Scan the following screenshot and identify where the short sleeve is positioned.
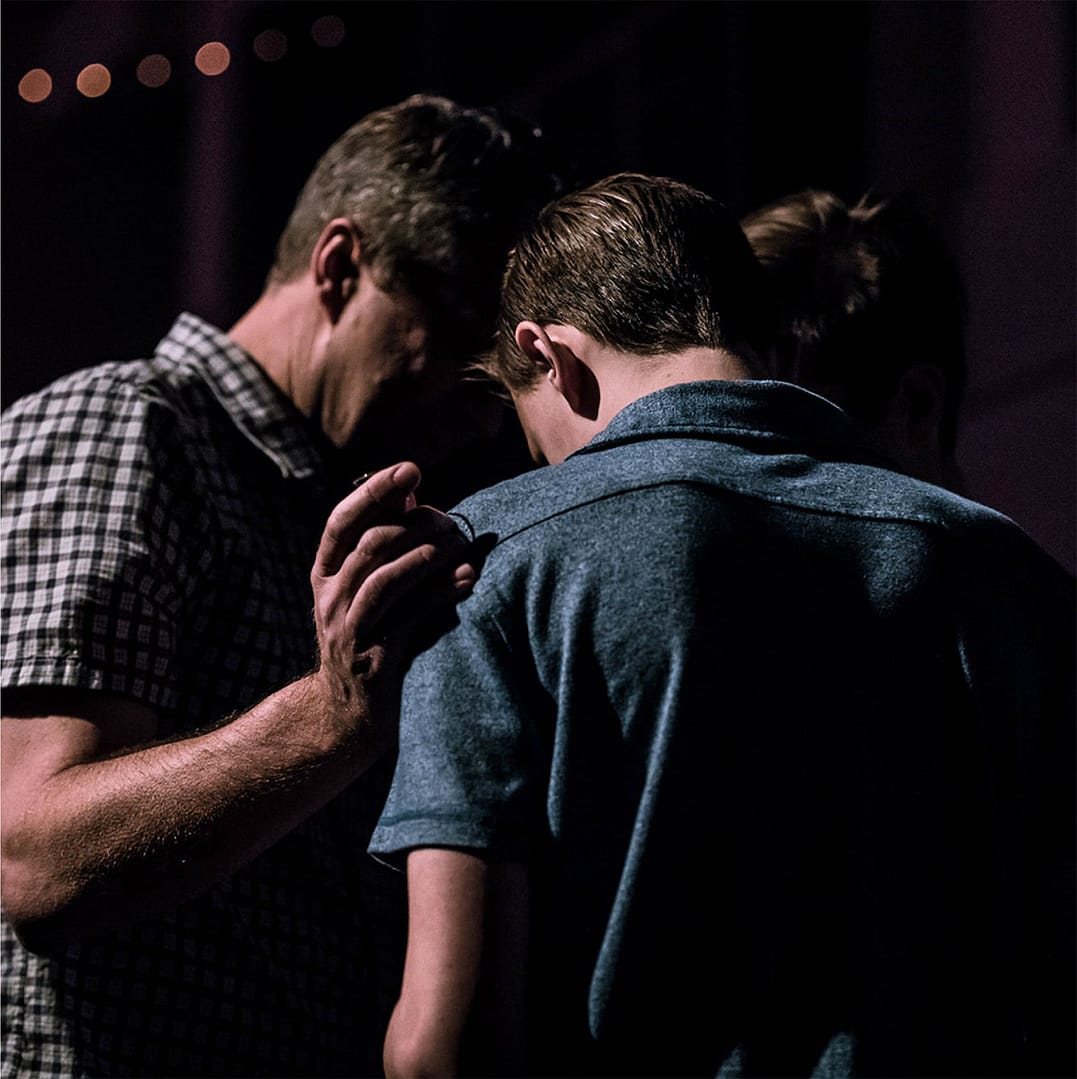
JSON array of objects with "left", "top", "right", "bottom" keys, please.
[
  {"left": 1, "top": 369, "right": 214, "bottom": 710},
  {"left": 369, "top": 587, "right": 547, "bottom": 865}
]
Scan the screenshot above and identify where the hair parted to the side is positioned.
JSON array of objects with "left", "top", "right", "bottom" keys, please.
[
  {"left": 741, "top": 189, "right": 968, "bottom": 453},
  {"left": 484, "top": 173, "right": 765, "bottom": 391},
  {"left": 269, "top": 93, "right": 569, "bottom": 356}
]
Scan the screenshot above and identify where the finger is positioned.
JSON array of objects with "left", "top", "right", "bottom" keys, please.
[
  {"left": 367, "top": 562, "right": 478, "bottom": 663},
  {"left": 346, "top": 537, "right": 474, "bottom": 642},
  {"left": 450, "top": 561, "right": 477, "bottom": 594},
  {"left": 332, "top": 508, "right": 463, "bottom": 602},
  {"left": 314, "top": 462, "right": 422, "bottom": 577},
  {"left": 356, "top": 472, "right": 419, "bottom": 512}
]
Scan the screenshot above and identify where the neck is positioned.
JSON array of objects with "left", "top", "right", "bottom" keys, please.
[
  {"left": 228, "top": 281, "right": 323, "bottom": 417},
  {"left": 596, "top": 345, "right": 756, "bottom": 427}
]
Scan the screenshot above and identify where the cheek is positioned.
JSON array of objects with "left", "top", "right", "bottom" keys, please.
[{"left": 382, "top": 312, "right": 431, "bottom": 378}]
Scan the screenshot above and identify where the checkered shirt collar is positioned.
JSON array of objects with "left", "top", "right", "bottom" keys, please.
[{"left": 157, "top": 312, "right": 327, "bottom": 481}]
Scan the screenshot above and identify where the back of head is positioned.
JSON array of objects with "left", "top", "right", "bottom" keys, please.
[
  {"left": 490, "top": 173, "right": 766, "bottom": 390},
  {"left": 742, "top": 189, "right": 968, "bottom": 456},
  {"left": 269, "top": 93, "right": 569, "bottom": 357}
]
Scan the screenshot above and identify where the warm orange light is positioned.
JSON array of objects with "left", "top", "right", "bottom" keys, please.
[
  {"left": 310, "top": 15, "right": 346, "bottom": 48},
  {"left": 195, "top": 41, "right": 231, "bottom": 76},
  {"left": 18, "top": 68, "right": 53, "bottom": 103},
  {"left": 76, "top": 63, "right": 111, "bottom": 98},
  {"left": 136, "top": 54, "right": 172, "bottom": 88},
  {"left": 253, "top": 29, "right": 288, "bottom": 62}
]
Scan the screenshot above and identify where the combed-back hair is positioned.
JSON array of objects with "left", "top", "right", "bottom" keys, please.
[
  {"left": 268, "top": 93, "right": 569, "bottom": 358},
  {"left": 742, "top": 189, "right": 968, "bottom": 453},
  {"left": 486, "top": 173, "right": 765, "bottom": 391}
]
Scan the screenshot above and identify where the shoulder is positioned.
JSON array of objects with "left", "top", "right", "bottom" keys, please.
[
  {"left": 3, "top": 352, "right": 213, "bottom": 436},
  {"left": 1, "top": 335, "right": 244, "bottom": 474},
  {"left": 447, "top": 427, "right": 708, "bottom": 543},
  {"left": 1, "top": 356, "right": 225, "bottom": 533},
  {"left": 891, "top": 477, "right": 1071, "bottom": 580}
]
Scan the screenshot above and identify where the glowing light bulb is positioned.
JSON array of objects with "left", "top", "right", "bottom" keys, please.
[
  {"left": 195, "top": 42, "right": 231, "bottom": 76},
  {"left": 76, "top": 63, "right": 111, "bottom": 98},
  {"left": 136, "top": 54, "right": 172, "bottom": 88},
  {"left": 311, "top": 15, "right": 346, "bottom": 48},
  {"left": 253, "top": 29, "right": 288, "bottom": 62},
  {"left": 18, "top": 68, "right": 53, "bottom": 103}
]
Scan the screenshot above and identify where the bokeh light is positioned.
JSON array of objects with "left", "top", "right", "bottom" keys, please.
[
  {"left": 194, "top": 41, "right": 231, "bottom": 76},
  {"left": 310, "top": 15, "right": 346, "bottom": 48},
  {"left": 253, "top": 29, "right": 288, "bottom": 62},
  {"left": 76, "top": 63, "right": 111, "bottom": 98},
  {"left": 18, "top": 68, "right": 53, "bottom": 103},
  {"left": 136, "top": 54, "right": 172, "bottom": 88}
]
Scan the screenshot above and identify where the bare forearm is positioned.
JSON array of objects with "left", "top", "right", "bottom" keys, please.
[
  {"left": 1, "top": 671, "right": 381, "bottom": 951},
  {"left": 2, "top": 463, "right": 474, "bottom": 953},
  {"left": 384, "top": 850, "right": 488, "bottom": 1078}
]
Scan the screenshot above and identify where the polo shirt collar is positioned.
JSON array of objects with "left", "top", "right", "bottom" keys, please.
[
  {"left": 576, "top": 379, "right": 881, "bottom": 464},
  {"left": 159, "top": 312, "right": 330, "bottom": 481}
]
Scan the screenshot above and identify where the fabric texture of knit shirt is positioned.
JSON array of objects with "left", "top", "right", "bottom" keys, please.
[{"left": 371, "top": 378, "right": 1075, "bottom": 1078}]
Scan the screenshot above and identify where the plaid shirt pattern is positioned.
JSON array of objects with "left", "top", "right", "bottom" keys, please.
[{"left": 1, "top": 314, "right": 405, "bottom": 1077}]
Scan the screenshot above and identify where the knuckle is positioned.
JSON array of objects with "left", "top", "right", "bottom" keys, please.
[
  {"left": 325, "top": 503, "right": 351, "bottom": 538},
  {"left": 414, "top": 541, "right": 440, "bottom": 566},
  {"left": 354, "top": 523, "right": 398, "bottom": 560}
]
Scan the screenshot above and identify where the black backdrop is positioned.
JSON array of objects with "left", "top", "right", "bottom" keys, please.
[{"left": 4, "top": 0, "right": 1074, "bottom": 571}]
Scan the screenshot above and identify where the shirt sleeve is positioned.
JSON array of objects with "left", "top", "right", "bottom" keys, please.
[
  {"left": 1, "top": 369, "right": 214, "bottom": 710},
  {"left": 369, "top": 584, "right": 547, "bottom": 866}
]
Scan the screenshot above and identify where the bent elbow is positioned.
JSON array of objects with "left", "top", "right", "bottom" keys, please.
[
  {"left": 3, "top": 909, "right": 73, "bottom": 959},
  {"left": 384, "top": 1016, "right": 460, "bottom": 1079},
  {"left": 0, "top": 854, "right": 81, "bottom": 958},
  {"left": 384, "top": 1043, "right": 455, "bottom": 1079}
]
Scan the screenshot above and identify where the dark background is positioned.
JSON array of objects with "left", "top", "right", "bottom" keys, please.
[{"left": 3, "top": 0, "right": 1074, "bottom": 572}]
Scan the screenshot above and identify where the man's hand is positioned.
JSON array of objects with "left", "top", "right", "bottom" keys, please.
[
  {"left": 0, "top": 462, "right": 477, "bottom": 952},
  {"left": 309, "top": 461, "right": 476, "bottom": 736}
]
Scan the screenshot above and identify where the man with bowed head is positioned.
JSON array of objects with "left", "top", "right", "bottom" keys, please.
[
  {"left": 371, "top": 173, "right": 1075, "bottom": 1077},
  {"left": 1, "top": 94, "right": 566, "bottom": 1077}
]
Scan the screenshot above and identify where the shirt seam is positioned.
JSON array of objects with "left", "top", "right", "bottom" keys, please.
[{"left": 468, "top": 476, "right": 964, "bottom": 552}]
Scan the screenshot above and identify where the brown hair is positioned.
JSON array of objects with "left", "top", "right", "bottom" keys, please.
[
  {"left": 742, "top": 189, "right": 967, "bottom": 453},
  {"left": 485, "top": 173, "right": 765, "bottom": 391},
  {"left": 269, "top": 94, "right": 568, "bottom": 357}
]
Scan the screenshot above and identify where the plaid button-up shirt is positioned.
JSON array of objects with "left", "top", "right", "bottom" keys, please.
[{"left": 2, "top": 314, "right": 405, "bottom": 1077}]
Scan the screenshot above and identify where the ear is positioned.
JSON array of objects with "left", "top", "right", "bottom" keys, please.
[
  {"left": 514, "top": 322, "right": 600, "bottom": 420},
  {"left": 895, "top": 363, "right": 946, "bottom": 452},
  {"left": 311, "top": 217, "right": 361, "bottom": 324},
  {"left": 884, "top": 362, "right": 952, "bottom": 483}
]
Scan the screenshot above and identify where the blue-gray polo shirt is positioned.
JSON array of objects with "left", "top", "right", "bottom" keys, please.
[{"left": 370, "top": 379, "right": 1075, "bottom": 1077}]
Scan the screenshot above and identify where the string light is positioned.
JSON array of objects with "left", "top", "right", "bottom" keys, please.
[
  {"left": 18, "top": 68, "right": 52, "bottom": 103},
  {"left": 194, "top": 42, "right": 230, "bottom": 76},
  {"left": 18, "top": 15, "right": 349, "bottom": 103},
  {"left": 76, "top": 63, "right": 111, "bottom": 98},
  {"left": 136, "top": 54, "right": 172, "bottom": 88},
  {"left": 310, "top": 15, "right": 346, "bottom": 48},
  {"left": 253, "top": 29, "right": 288, "bottom": 62}
]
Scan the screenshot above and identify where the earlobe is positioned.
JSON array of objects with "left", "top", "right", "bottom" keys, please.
[
  {"left": 547, "top": 340, "right": 599, "bottom": 420},
  {"left": 312, "top": 218, "right": 361, "bottom": 323}
]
